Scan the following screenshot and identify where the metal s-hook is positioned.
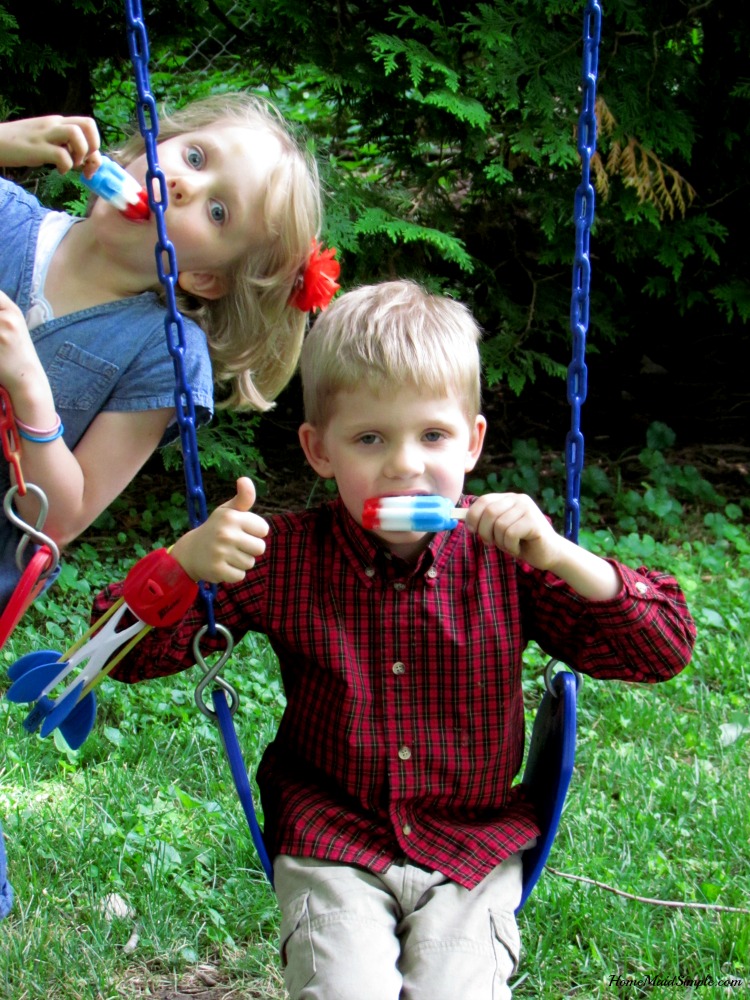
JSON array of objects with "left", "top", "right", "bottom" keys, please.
[
  {"left": 192, "top": 623, "right": 239, "bottom": 719},
  {"left": 3, "top": 483, "right": 60, "bottom": 578}
]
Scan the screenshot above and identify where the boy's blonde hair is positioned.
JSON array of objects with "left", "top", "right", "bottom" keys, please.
[
  {"left": 300, "top": 280, "right": 482, "bottom": 428},
  {"left": 116, "top": 92, "right": 321, "bottom": 411}
]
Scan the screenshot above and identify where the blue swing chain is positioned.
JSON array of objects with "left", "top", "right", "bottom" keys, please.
[
  {"left": 124, "top": 1, "right": 217, "bottom": 630},
  {"left": 542, "top": 0, "right": 600, "bottom": 700},
  {"left": 519, "top": 5, "right": 602, "bottom": 910},
  {"left": 565, "top": 0, "right": 601, "bottom": 547},
  {"left": 123, "top": 0, "right": 273, "bottom": 882},
  {"left": 124, "top": 3, "right": 243, "bottom": 717}
]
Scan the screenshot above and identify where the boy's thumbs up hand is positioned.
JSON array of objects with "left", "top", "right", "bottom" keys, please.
[{"left": 172, "top": 477, "right": 269, "bottom": 584}]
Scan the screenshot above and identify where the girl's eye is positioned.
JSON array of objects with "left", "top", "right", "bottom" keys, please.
[
  {"left": 209, "top": 201, "right": 226, "bottom": 224},
  {"left": 358, "top": 433, "right": 381, "bottom": 446},
  {"left": 186, "top": 146, "right": 204, "bottom": 168}
]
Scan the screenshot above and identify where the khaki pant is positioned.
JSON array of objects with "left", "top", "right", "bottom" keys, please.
[{"left": 274, "top": 851, "right": 525, "bottom": 1000}]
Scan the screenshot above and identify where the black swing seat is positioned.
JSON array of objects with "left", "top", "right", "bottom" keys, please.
[
  {"left": 210, "top": 664, "right": 580, "bottom": 902},
  {"left": 210, "top": 665, "right": 579, "bottom": 904},
  {"left": 516, "top": 665, "right": 579, "bottom": 911}
]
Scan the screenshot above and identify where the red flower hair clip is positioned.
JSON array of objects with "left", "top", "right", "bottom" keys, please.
[{"left": 289, "top": 240, "right": 341, "bottom": 313}]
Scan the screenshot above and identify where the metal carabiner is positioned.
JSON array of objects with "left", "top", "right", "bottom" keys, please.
[
  {"left": 3, "top": 483, "right": 60, "bottom": 578},
  {"left": 192, "top": 623, "right": 239, "bottom": 720}
]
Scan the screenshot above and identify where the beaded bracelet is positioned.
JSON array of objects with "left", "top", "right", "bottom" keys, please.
[{"left": 17, "top": 423, "right": 65, "bottom": 444}]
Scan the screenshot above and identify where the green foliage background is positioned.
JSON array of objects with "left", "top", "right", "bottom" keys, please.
[{"left": 1, "top": 0, "right": 748, "bottom": 457}]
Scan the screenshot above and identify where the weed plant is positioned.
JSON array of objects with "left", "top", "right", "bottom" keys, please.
[{"left": 1, "top": 430, "right": 749, "bottom": 998}]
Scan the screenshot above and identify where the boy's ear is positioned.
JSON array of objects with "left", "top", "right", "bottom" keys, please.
[
  {"left": 178, "top": 270, "right": 228, "bottom": 300},
  {"left": 464, "top": 414, "right": 487, "bottom": 473},
  {"left": 298, "top": 422, "right": 335, "bottom": 478}
]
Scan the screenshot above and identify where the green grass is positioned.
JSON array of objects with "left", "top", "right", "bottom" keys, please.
[
  {"left": 1, "top": 626, "right": 285, "bottom": 999},
  {"left": 2, "top": 519, "right": 749, "bottom": 999}
]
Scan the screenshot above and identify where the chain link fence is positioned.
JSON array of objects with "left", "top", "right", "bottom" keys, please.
[{"left": 148, "top": 2, "right": 254, "bottom": 83}]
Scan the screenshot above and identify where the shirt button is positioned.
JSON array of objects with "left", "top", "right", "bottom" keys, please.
[
  {"left": 635, "top": 582, "right": 649, "bottom": 595},
  {"left": 392, "top": 661, "right": 406, "bottom": 675},
  {"left": 426, "top": 567, "right": 438, "bottom": 579},
  {"left": 402, "top": 824, "right": 412, "bottom": 837},
  {"left": 398, "top": 745, "right": 412, "bottom": 760},
  {"left": 364, "top": 567, "right": 375, "bottom": 577},
  {"left": 393, "top": 582, "right": 406, "bottom": 591}
]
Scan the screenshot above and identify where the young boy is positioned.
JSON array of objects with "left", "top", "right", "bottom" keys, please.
[{"left": 99, "top": 280, "right": 695, "bottom": 999}]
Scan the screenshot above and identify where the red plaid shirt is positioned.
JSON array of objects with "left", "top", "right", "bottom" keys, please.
[{"left": 101, "top": 497, "right": 695, "bottom": 889}]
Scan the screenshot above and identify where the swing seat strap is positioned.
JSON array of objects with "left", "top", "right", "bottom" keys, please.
[{"left": 213, "top": 688, "right": 275, "bottom": 884}]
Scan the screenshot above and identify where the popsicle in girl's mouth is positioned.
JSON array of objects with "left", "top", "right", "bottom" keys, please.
[{"left": 81, "top": 155, "right": 150, "bottom": 220}]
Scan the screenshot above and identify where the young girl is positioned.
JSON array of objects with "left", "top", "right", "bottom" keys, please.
[{"left": 0, "top": 93, "right": 329, "bottom": 611}]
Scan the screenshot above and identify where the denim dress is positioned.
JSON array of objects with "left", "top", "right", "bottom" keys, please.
[{"left": 0, "top": 177, "right": 214, "bottom": 609}]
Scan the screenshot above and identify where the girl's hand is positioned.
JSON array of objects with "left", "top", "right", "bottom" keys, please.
[
  {"left": 171, "top": 477, "right": 269, "bottom": 584},
  {"left": 464, "top": 492, "right": 564, "bottom": 571},
  {"left": 0, "top": 115, "right": 102, "bottom": 177}
]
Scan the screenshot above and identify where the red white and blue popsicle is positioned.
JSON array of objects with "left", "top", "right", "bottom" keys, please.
[
  {"left": 81, "top": 155, "right": 150, "bottom": 220},
  {"left": 363, "top": 495, "right": 467, "bottom": 532}
]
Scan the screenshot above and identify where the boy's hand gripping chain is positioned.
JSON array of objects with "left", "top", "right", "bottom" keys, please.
[{"left": 6, "top": 550, "right": 197, "bottom": 749}]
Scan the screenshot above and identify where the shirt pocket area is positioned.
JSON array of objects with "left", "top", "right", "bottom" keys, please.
[{"left": 46, "top": 342, "right": 120, "bottom": 411}]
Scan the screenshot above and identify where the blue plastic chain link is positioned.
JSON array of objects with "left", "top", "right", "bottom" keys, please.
[
  {"left": 565, "top": 0, "right": 601, "bottom": 546},
  {"left": 124, "top": 0, "right": 216, "bottom": 632}
]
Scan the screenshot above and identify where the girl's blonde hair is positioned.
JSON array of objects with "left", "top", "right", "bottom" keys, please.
[
  {"left": 115, "top": 92, "right": 322, "bottom": 411},
  {"left": 300, "top": 280, "right": 482, "bottom": 428}
]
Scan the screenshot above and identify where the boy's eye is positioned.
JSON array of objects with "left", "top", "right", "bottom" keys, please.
[
  {"left": 423, "top": 430, "right": 445, "bottom": 442},
  {"left": 186, "top": 146, "right": 204, "bottom": 168},
  {"left": 209, "top": 201, "right": 226, "bottom": 224},
  {"left": 358, "top": 433, "right": 381, "bottom": 445}
]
